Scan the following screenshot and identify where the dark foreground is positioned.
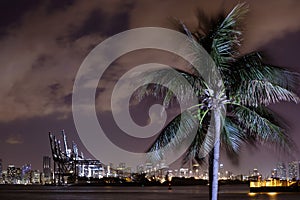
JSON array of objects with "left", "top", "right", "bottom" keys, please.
[{"left": 0, "top": 184, "right": 299, "bottom": 200}]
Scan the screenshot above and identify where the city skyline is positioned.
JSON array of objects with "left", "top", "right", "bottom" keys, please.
[
  {"left": 1, "top": 155, "right": 300, "bottom": 180},
  {"left": 1, "top": 156, "right": 300, "bottom": 185},
  {"left": 0, "top": 0, "right": 300, "bottom": 177}
]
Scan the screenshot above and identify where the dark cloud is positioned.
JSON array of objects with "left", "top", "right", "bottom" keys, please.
[
  {"left": 70, "top": 8, "right": 132, "bottom": 40},
  {"left": 63, "top": 93, "right": 73, "bottom": 105},
  {"left": 32, "top": 54, "right": 52, "bottom": 70},
  {"left": 0, "top": 0, "right": 41, "bottom": 38},
  {"left": 5, "top": 134, "right": 24, "bottom": 145},
  {"left": 49, "top": 83, "right": 62, "bottom": 95},
  {"left": 70, "top": 9, "right": 106, "bottom": 40},
  {"left": 106, "top": 6, "right": 133, "bottom": 36},
  {"left": 46, "top": 0, "right": 76, "bottom": 14}
]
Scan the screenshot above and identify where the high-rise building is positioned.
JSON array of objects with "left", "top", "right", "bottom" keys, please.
[
  {"left": 22, "top": 164, "right": 31, "bottom": 184},
  {"left": 277, "top": 162, "right": 287, "bottom": 180},
  {"left": 271, "top": 168, "right": 278, "bottom": 178},
  {"left": 30, "top": 170, "right": 41, "bottom": 184},
  {"left": 0, "top": 159, "right": 2, "bottom": 176},
  {"left": 118, "top": 163, "right": 126, "bottom": 170},
  {"left": 43, "top": 156, "right": 52, "bottom": 184},
  {"left": 0, "top": 159, "right": 2, "bottom": 184},
  {"left": 288, "top": 161, "right": 300, "bottom": 180},
  {"left": 43, "top": 156, "right": 51, "bottom": 177},
  {"left": 219, "top": 163, "right": 224, "bottom": 179},
  {"left": 15, "top": 167, "right": 22, "bottom": 184},
  {"left": 7, "top": 165, "right": 16, "bottom": 184},
  {"left": 252, "top": 168, "right": 259, "bottom": 176},
  {"left": 22, "top": 164, "right": 31, "bottom": 176}
]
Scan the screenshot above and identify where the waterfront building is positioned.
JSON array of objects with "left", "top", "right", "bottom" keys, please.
[
  {"left": 2, "top": 170, "right": 7, "bottom": 183},
  {"left": 252, "top": 168, "right": 259, "bottom": 176},
  {"left": 179, "top": 168, "right": 189, "bottom": 178},
  {"left": 77, "top": 161, "right": 104, "bottom": 179},
  {"left": 116, "top": 162, "right": 132, "bottom": 178},
  {"left": 277, "top": 162, "right": 287, "bottom": 180},
  {"left": 43, "top": 156, "right": 52, "bottom": 184},
  {"left": 30, "top": 170, "right": 41, "bottom": 184},
  {"left": 288, "top": 161, "right": 300, "bottom": 180},
  {"left": 15, "top": 167, "right": 22, "bottom": 184},
  {"left": 0, "top": 159, "right": 2, "bottom": 177},
  {"left": 271, "top": 168, "right": 278, "bottom": 178},
  {"left": 136, "top": 164, "right": 144, "bottom": 174},
  {"left": 21, "top": 164, "right": 31, "bottom": 184},
  {"left": 0, "top": 159, "right": 2, "bottom": 184},
  {"left": 7, "top": 165, "right": 16, "bottom": 184},
  {"left": 219, "top": 163, "right": 224, "bottom": 178},
  {"left": 6, "top": 165, "right": 21, "bottom": 184}
]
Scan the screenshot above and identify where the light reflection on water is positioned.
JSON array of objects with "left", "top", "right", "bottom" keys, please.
[{"left": 0, "top": 185, "right": 299, "bottom": 200}]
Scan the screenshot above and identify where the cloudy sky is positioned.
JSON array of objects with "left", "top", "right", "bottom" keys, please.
[{"left": 0, "top": 0, "right": 299, "bottom": 176}]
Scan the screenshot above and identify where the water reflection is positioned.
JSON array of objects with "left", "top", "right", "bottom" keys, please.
[
  {"left": 267, "top": 192, "right": 278, "bottom": 200},
  {"left": 0, "top": 185, "right": 298, "bottom": 200}
]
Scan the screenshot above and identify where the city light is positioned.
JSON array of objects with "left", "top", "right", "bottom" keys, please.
[
  {"left": 267, "top": 192, "right": 278, "bottom": 196},
  {"left": 248, "top": 192, "right": 256, "bottom": 197}
]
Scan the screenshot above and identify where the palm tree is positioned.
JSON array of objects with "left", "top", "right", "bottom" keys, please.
[{"left": 135, "top": 3, "right": 299, "bottom": 200}]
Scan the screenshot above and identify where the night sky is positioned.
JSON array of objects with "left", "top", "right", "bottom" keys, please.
[{"left": 0, "top": 0, "right": 299, "bottom": 177}]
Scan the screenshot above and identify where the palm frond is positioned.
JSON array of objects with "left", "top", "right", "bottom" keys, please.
[
  {"left": 221, "top": 117, "right": 245, "bottom": 153},
  {"left": 228, "top": 52, "right": 300, "bottom": 91},
  {"left": 147, "top": 110, "right": 199, "bottom": 161},
  {"left": 232, "top": 105, "right": 294, "bottom": 151},
  {"left": 210, "top": 3, "right": 249, "bottom": 69},
  {"left": 238, "top": 79, "right": 299, "bottom": 107},
  {"left": 250, "top": 106, "right": 288, "bottom": 129},
  {"left": 264, "top": 65, "right": 300, "bottom": 91},
  {"left": 174, "top": 9, "right": 223, "bottom": 52},
  {"left": 183, "top": 127, "right": 208, "bottom": 164},
  {"left": 177, "top": 3, "right": 248, "bottom": 72},
  {"left": 134, "top": 68, "right": 205, "bottom": 107}
]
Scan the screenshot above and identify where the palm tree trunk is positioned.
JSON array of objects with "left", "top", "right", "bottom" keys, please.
[
  {"left": 211, "top": 139, "right": 220, "bottom": 200},
  {"left": 208, "top": 148, "right": 214, "bottom": 200},
  {"left": 211, "top": 108, "right": 221, "bottom": 200}
]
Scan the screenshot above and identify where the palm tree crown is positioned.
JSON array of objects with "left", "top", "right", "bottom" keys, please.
[{"left": 135, "top": 3, "right": 299, "bottom": 200}]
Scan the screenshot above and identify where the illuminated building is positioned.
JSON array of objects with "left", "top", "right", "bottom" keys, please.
[
  {"left": 0, "top": 159, "right": 2, "bottom": 175},
  {"left": 0, "top": 159, "right": 2, "bottom": 181},
  {"left": 43, "top": 156, "right": 52, "bottom": 184},
  {"left": 276, "top": 162, "right": 287, "bottom": 180},
  {"left": 0, "top": 159, "right": 2, "bottom": 184},
  {"left": 22, "top": 164, "right": 31, "bottom": 184},
  {"left": 30, "top": 170, "right": 41, "bottom": 184},
  {"left": 179, "top": 168, "right": 189, "bottom": 178},
  {"left": 271, "top": 168, "right": 278, "bottom": 178},
  {"left": 118, "top": 162, "right": 126, "bottom": 170},
  {"left": 288, "top": 161, "right": 300, "bottom": 180},
  {"left": 116, "top": 163, "right": 132, "bottom": 178},
  {"left": 252, "top": 168, "right": 259, "bottom": 176},
  {"left": 7, "top": 165, "right": 16, "bottom": 184},
  {"left": 15, "top": 167, "right": 22, "bottom": 184},
  {"left": 136, "top": 164, "right": 144, "bottom": 174},
  {"left": 77, "top": 161, "right": 104, "bottom": 179},
  {"left": 219, "top": 163, "right": 224, "bottom": 178},
  {"left": 6, "top": 165, "right": 21, "bottom": 184},
  {"left": 250, "top": 178, "right": 296, "bottom": 191}
]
